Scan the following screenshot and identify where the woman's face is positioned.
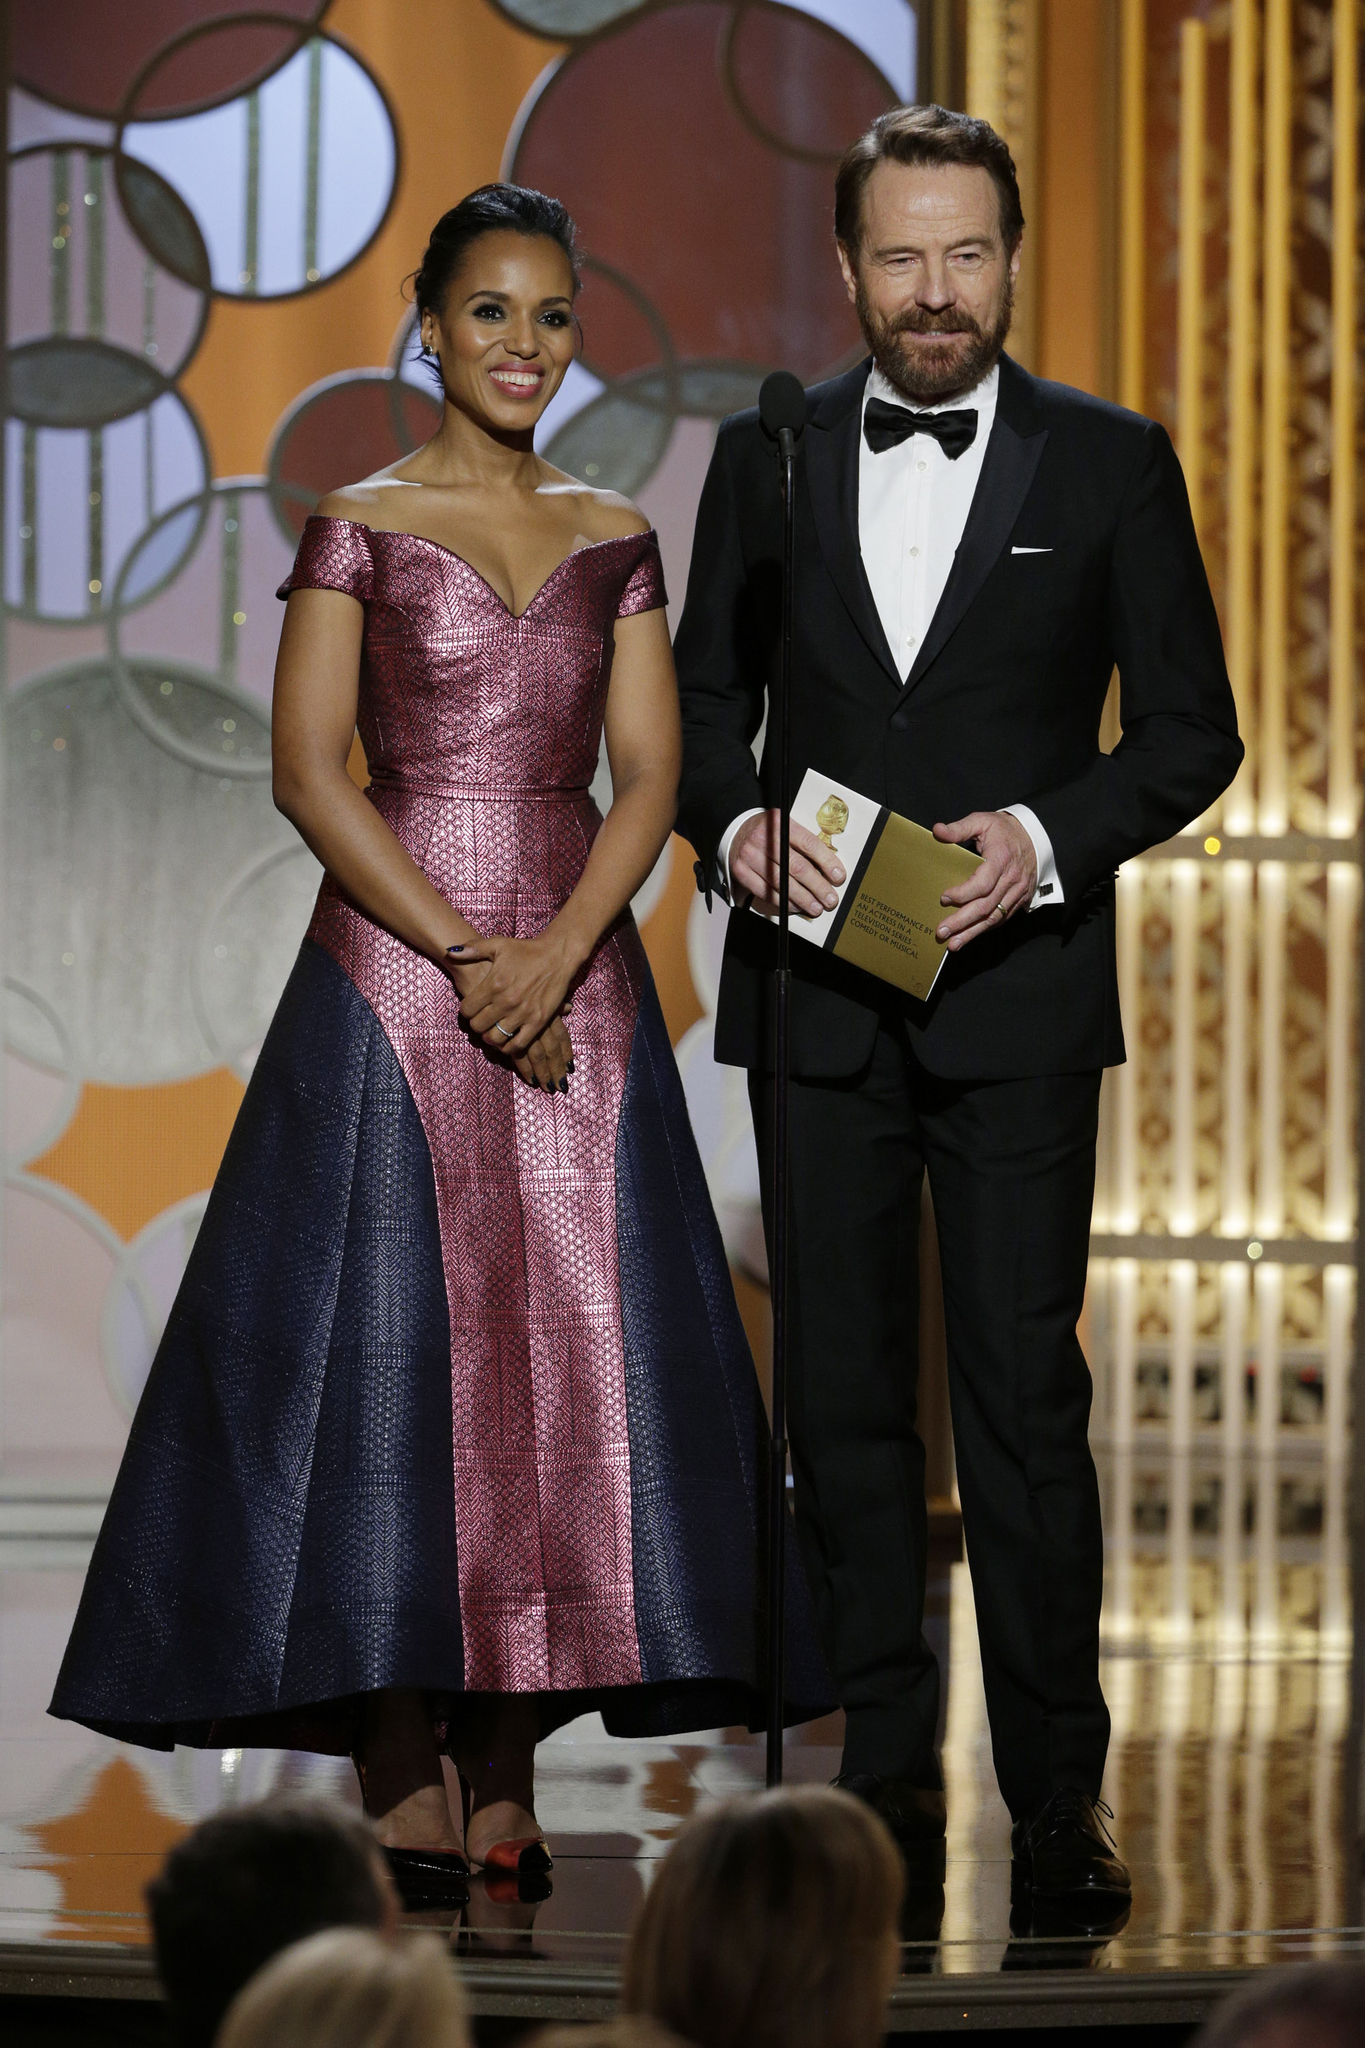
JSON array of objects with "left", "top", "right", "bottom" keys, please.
[{"left": 420, "top": 229, "right": 577, "bottom": 433}]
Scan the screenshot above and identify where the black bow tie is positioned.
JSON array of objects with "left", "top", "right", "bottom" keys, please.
[{"left": 863, "top": 397, "right": 978, "bottom": 460}]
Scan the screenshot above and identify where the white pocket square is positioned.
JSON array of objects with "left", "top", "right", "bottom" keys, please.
[{"left": 1011, "top": 545, "right": 1052, "bottom": 554}]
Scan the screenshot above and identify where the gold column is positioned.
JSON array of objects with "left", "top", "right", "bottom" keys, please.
[
  {"left": 1324, "top": 1265, "right": 1353, "bottom": 1476},
  {"left": 1171, "top": 862, "right": 1200, "bottom": 1234},
  {"left": 940, "top": 1563, "right": 990, "bottom": 1945},
  {"left": 1258, "top": 0, "right": 1292, "bottom": 834},
  {"left": 1256, "top": 862, "right": 1287, "bottom": 1238},
  {"left": 1169, "top": 1259, "right": 1198, "bottom": 1461},
  {"left": 1222, "top": 860, "right": 1253, "bottom": 1234},
  {"left": 1255, "top": 857, "right": 1286, "bottom": 1458},
  {"left": 1114, "top": 863, "right": 1143, "bottom": 1235},
  {"left": 1225, "top": 0, "right": 1260, "bottom": 833},
  {"left": 1328, "top": 0, "right": 1359, "bottom": 834},
  {"left": 1112, "top": 1257, "right": 1140, "bottom": 1454},
  {"left": 1221, "top": 1261, "right": 1249, "bottom": 1457},
  {"left": 966, "top": 0, "right": 1041, "bottom": 368},
  {"left": 1254, "top": 1260, "right": 1283, "bottom": 1455},
  {"left": 1176, "top": 17, "right": 1207, "bottom": 534},
  {"left": 1325, "top": 863, "right": 1358, "bottom": 1237},
  {"left": 1118, "top": 0, "right": 1146, "bottom": 413}
]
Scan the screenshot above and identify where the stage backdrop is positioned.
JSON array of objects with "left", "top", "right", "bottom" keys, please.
[{"left": 0, "top": 0, "right": 926, "bottom": 1526}]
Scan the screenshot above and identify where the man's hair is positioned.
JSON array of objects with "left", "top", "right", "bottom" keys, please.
[
  {"left": 217, "top": 1929, "right": 469, "bottom": 2048},
  {"left": 622, "top": 1788, "right": 904, "bottom": 2048},
  {"left": 1193, "top": 1961, "right": 1365, "bottom": 2048},
  {"left": 147, "top": 1799, "right": 388, "bottom": 2048},
  {"left": 835, "top": 104, "right": 1025, "bottom": 255}
]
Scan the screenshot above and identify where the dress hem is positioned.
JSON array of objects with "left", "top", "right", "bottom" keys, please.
[{"left": 52, "top": 1674, "right": 838, "bottom": 1755}]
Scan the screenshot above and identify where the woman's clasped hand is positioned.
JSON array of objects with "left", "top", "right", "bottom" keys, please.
[{"left": 447, "top": 928, "right": 578, "bottom": 1091}]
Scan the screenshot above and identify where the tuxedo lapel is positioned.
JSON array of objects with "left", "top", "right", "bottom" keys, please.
[
  {"left": 900, "top": 355, "right": 1049, "bottom": 696},
  {"left": 804, "top": 363, "right": 900, "bottom": 688}
]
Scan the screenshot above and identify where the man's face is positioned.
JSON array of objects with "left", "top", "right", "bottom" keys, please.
[{"left": 838, "top": 160, "right": 1020, "bottom": 404}]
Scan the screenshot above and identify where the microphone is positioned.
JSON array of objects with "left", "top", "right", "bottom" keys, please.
[
  {"left": 756, "top": 368, "right": 804, "bottom": 1794},
  {"left": 759, "top": 370, "right": 807, "bottom": 451}
]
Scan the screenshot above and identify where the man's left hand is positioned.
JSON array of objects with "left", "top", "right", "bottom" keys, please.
[{"left": 933, "top": 811, "right": 1037, "bottom": 950}]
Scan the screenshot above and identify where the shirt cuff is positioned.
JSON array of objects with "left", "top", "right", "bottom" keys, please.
[
  {"left": 716, "top": 807, "right": 764, "bottom": 905},
  {"left": 1002, "top": 803, "right": 1064, "bottom": 908}
]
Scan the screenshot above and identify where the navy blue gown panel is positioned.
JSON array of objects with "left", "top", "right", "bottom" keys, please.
[{"left": 51, "top": 943, "right": 461, "bottom": 1749}]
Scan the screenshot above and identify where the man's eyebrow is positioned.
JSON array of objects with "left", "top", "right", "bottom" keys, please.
[{"left": 871, "top": 232, "right": 996, "bottom": 257}]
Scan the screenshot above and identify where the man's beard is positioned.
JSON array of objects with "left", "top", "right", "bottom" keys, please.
[{"left": 855, "top": 271, "right": 1014, "bottom": 404}]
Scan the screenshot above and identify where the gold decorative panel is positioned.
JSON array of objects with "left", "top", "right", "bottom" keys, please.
[{"left": 1088, "top": 0, "right": 1361, "bottom": 1460}]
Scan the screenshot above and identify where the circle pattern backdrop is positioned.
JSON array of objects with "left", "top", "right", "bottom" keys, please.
[
  {"left": 6, "top": 0, "right": 911, "bottom": 1443},
  {"left": 515, "top": 0, "right": 895, "bottom": 492}
]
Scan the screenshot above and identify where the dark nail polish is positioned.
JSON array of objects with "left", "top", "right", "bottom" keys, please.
[
  {"left": 447, "top": 944, "right": 464, "bottom": 954},
  {"left": 560, "top": 1077, "right": 569, "bottom": 1093},
  {"left": 566, "top": 1060, "right": 575, "bottom": 1074}
]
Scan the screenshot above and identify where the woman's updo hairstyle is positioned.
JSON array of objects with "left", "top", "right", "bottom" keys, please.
[{"left": 411, "top": 183, "right": 580, "bottom": 367}]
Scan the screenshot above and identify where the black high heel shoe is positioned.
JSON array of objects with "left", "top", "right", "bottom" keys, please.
[
  {"left": 352, "top": 1749, "right": 471, "bottom": 1911},
  {"left": 380, "top": 1843, "right": 471, "bottom": 1912}
]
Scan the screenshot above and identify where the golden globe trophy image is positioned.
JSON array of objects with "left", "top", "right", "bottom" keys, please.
[{"left": 815, "top": 793, "right": 849, "bottom": 848}]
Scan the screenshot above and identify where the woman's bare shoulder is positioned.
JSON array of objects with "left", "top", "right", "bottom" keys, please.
[
  {"left": 314, "top": 476, "right": 421, "bottom": 531},
  {"left": 536, "top": 472, "right": 652, "bottom": 541}
]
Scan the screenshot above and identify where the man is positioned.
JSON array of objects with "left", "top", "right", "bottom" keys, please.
[
  {"left": 147, "top": 1798, "right": 396, "bottom": 2045},
  {"left": 674, "top": 105, "right": 1241, "bottom": 1918}
]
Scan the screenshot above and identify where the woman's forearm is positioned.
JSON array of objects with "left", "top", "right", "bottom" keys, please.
[
  {"left": 277, "top": 765, "right": 480, "bottom": 960},
  {"left": 549, "top": 767, "right": 677, "bottom": 971}
]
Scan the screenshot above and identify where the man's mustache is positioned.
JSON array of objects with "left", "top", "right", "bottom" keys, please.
[{"left": 888, "top": 309, "right": 984, "bottom": 338}]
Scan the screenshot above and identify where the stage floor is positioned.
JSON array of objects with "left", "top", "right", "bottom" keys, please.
[{"left": 0, "top": 1448, "right": 1359, "bottom": 2033}]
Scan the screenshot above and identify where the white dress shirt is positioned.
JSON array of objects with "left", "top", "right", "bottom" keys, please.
[{"left": 719, "top": 360, "right": 1063, "bottom": 910}]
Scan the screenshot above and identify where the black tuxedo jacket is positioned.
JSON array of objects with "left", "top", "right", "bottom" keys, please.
[{"left": 674, "top": 355, "right": 1242, "bottom": 1081}]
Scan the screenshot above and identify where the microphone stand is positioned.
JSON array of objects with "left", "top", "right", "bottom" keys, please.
[{"left": 766, "top": 420, "right": 796, "bottom": 1790}]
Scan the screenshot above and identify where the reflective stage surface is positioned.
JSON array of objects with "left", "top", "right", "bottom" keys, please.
[{"left": 0, "top": 1449, "right": 1360, "bottom": 2032}]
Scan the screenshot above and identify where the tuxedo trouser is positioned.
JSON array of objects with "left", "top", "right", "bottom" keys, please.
[{"left": 749, "top": 1018, "right": 1109, "bottom": 1822}]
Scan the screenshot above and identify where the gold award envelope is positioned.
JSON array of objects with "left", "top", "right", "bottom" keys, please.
[{"left": 763, "top": 770, "right": 983, "bottom": 1002}]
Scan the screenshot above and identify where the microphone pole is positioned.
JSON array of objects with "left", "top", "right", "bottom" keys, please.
[{"left": 757, "top": 371, "right": 806, "bottom": 1789}]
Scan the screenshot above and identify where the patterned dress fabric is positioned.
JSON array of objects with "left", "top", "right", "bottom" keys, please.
[{"left": 51, "top": 517, "right": 831, "bottom": 1750}]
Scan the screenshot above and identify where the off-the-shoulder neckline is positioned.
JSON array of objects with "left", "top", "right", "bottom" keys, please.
[{"left": 303, "top": 514, "right": 656, "bottom": 622}]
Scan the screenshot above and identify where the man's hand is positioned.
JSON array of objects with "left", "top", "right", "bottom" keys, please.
[
  {"left": 933, "top": 811, "right": 1037, "bottom": 950},
  {"left": 730, "top": 810, "right": 846, "bottom": 918}
]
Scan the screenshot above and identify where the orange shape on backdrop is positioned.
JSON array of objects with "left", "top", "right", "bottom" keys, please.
[
  {"left": 27, "top": 1754, "right": 186, "bottom": 1945},
  {"left": 27, "top": 1069, "right": 246, "bottom": 1243}
]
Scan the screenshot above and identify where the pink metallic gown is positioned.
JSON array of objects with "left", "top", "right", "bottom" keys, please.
[{"left": 51, "top": 516, "right": 831, "bottom": 1749}]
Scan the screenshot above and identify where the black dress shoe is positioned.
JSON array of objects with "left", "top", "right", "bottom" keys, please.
[
  {"left": 1010, "top": 1791, "right": 1131, "bottom": 1923},
  {"left": 382, "top": 1844, "right": 471, "bottom": 1911},
  {"left": 1008, "top": 1893, "right": 1131, "bottom": 1947},
  {"left": 834, "top": 1773, "right": 947, "bottom": 1881}
]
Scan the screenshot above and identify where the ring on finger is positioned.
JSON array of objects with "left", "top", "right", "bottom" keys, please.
[{"left": 493, "top": 1020, "right": 516, "bottom": 1039}]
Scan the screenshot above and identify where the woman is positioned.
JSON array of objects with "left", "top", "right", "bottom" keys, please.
[
  {"left": 218, "top": 1929, "right": 469, "bottom": 2048},
  {"left": 623, "top": 1788, "right": 904, "bottom": 2048},
  {"left": 50, "top": 185, "right": 830, "bottom": 1902}
]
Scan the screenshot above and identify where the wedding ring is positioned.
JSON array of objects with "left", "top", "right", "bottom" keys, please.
[{"left": 494, "top": 1020, "right": 516, "bottom": 1038}]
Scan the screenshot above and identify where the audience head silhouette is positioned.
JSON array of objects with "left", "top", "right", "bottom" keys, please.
[
  {"left": 218, "top": 1928, "right": 469, "bottom": 2048},
  {"left": 623, "top": 1787, "right": 903, "bottom": 2048},
  {"left": 530, "top": 2025, "right": 688, "bottom": 2048},
  {"left": 1194, "top": 1961, "right": 1365, "bottom": 2048},
  {"left": 146, "top": 1799, "right": 394, "bottom": 2048}
]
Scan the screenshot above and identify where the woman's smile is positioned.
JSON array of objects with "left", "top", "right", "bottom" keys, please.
[{"left": 486, "top": 362, "right": 545, "bottom": 399}]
